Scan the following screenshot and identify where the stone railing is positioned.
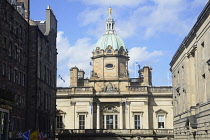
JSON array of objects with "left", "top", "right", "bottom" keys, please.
[
  {"left": 126, "top": 86, "right": 172, "bottom": 93},
  {"left": 126, "top": 86, "right": 147, "bottom": 92},
  {"left": 74, "top": 87, "right": 92, "bottom": 92},
  {"left": 57, "top": 87, "right": 93, "bottom": 95},
  {"left": 153, "top": 129, "right": 174, "bottom": 135},
  {"left": 56, "top": 129, "right": 174, "bottom": 137},
  {"left": 148, "top": 87, "right": 172, "bottom": 93},
  {"left": 56, "top": 87, "right": 72, "bottom": 95}
]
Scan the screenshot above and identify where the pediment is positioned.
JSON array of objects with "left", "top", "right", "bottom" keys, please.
[
  {"left": 155, "top": 109, "right": 168, "bottom": 114},
  {"left": 56, "top": 109, "right": 66, "bottom": 115}
]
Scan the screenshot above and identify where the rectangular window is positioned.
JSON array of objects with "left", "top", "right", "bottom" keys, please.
[
  {"left": 48, "top": 95, "right": 51, "bottom": 110},
  {"left": 103, "top": 115, "right": 105, "bottom": 129},
  {"left": 158, "top": 115, "right": 165, "bottom": 128},
  {"left": 17, "top": 48, "right": 21, "bottom": 62},
  {"left": 23, "top": 52, "right": 26, "bottom": 65},
  {"left": 2, "top": 63, "right": 6, "bottom": 76},
  {"left": 79, "top": 115, "right": 85, "bottom": 129},
  {"left": 44, "top": 93, "right": 48, "bottom": 110},
  {"left": 14, "top": 45, "right": 17, "bottom": 60},
  {"left": 56, "top": 116, "right": 63, "bottom": 129},
  {"left": 37, "top": 89, "right": 41, "bottom": 106},
  {"left": 22, "top": 73, "right": 25, "bottom": 86},
  {"left": 201, "top": 42, "right": 205, "bottom": 60},
  {"left": 115, "top": 115, "right": 118, "bottom": 129},
  {"left": 8, "top": 66, "right": 12, "bottom": 81},
  {"left": 3, "top": 37, "right": 7, "bottom": 49},
  {"left": 134, "top": 115, "right": 140, "bottom": 129},
  {"left": 18, "top": 71, "right": 21, "bottom": 84},
  {"left": 14, "top": 69, "right": 17, "bottom": 83},
  {"left": 9, "top": 42, "right": 12, "bottom": 56},
  {"left": 44, "top": 66, "right": 46, "bottom": 81},
  {"left": 106, "top": 115, "right": 113, "bottom": 129}
]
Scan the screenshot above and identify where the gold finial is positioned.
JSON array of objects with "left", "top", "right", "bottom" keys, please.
[{"left": 108, "top": 7, "right": 112, "bottom": 15}]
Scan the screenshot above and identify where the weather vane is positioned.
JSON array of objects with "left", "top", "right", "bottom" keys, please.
[{"left": 108, "top": 7, "right": 112, "bottom": 15}]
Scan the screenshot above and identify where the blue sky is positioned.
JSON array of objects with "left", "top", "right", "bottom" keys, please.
[{"left": 30, "top": 0, "right": 208, "bottom": 87}]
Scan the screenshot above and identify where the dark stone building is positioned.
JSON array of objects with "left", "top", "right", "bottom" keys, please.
[
  {"left": 0, "top": 0, "right": 57, "bottom": 139},
  {"left": 27, "top": 6, "right": 57, "bottom": 137},
  {"left": 0, "top": 0, "right": 29, "bottom": 139}
]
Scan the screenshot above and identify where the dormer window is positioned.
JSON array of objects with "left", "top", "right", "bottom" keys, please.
[{"left": 107, "top": 50, "right": 112, "bottom": 53}]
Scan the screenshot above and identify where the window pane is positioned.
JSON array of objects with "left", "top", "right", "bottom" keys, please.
[
  {"left": 115, "top": 115, "right": 118, "bottom": 129},
  {"left": 103, "top": 115, "right": 104, "bottom": 129},
  {"left": 106, "top": 115, "right": 113, "bottom": 129},
  {"left": 79, "top": 115, "right": 85, "bottom": 129},
  {"left": 2, "top": 63, "right": 6, "bottom": 76},
  {"left": 56, "top": 116, "right": 63, "bottom": 129},
  {"left": 158, "top": 115, "right": 165, "bottom": 128},
  {"left": 134, "top": 115, "right": 140, "bottom": 129}
]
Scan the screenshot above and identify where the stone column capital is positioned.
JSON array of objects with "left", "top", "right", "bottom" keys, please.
[{"left": 70, "top": 101, "right": 76, "bottom": 106}]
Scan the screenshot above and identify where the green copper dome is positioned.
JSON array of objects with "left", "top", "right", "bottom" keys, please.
[
  {"left": 95, "top": 8, "right": 126, "bottom": 51},
  {"left": 96, "top": 34, "right": 126, "bottom": 50}
]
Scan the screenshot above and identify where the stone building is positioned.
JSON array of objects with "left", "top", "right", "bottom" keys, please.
[
  {"left": 56, "top": 8, "right": 173, "bottom": 140},
  {"left": 0, "top": 0, "right": 29, "bottom": 139},
  {"left": 0, "top": 0, "right": 57, "bottom": 139},
  {"left": 170, "top": 1, "right": 210, "bottom": 139},
  {"left": 27, "top": 5, "right": 57, "bottom": 137}
]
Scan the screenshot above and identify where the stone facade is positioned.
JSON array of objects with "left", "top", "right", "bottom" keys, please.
[
  {"left": 0, "top": 0, "right": 29, "bottom": 139},
  {"left": 56, "top": 8, "right": 173, "bottom": 140},
  {"left": 0, "top": 0, "right": 57, "bottom": 139},
  {"left": 170, "top": 1, "right": 210, "bottom": 139},
  {"left": 27, "top": 6, "right": 57, "bottom": 137}
]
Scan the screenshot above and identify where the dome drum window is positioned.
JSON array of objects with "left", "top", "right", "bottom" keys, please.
[
  {"left": 107, "top": 50, "right": 112, "bottom": 53},
  {"left": 106, "top": 64, "right": 114, "bottom": 69}
]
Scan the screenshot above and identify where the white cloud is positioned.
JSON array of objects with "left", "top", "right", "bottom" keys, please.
[
  {"left": 75, "top": 0, "right": 208, "bottom": 39},
  {"left": 129, "top": 47, "right": 163, "bottom": 66},
  {"left": 57, "top": 31, "right": 95, "bottom": 87},
  {"left": 78, "top": 8, "right": 105, "bottom": 26},
  {"left": 78, "top": 0, "right": 145, "bottom": 7},
  {"left": 128, "top": 46, "right": 163, "bottom": 77}
]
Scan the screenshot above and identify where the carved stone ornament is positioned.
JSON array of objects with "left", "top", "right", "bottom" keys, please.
[
  {"left": 70, "top": 101, "right": 76, "bottom": 106},
  {"left": 102, "top": 83, "right": 119, "bottom": 92},
  {"left": 103, "top": 106, "right": 119, "bottom": 113}
]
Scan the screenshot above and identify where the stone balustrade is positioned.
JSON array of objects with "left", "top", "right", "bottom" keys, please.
[
  {"left": 126, "top": 86, "right": 172, "bottom": 93},
  {"left": 56, "top": 129, "right": 174, "bottom": 137},
  {"left": 148, "top": 87, "right": 172, "bottom": 93},
  {"left": 57, "top": 87, "right": 93, "bottom": 95},
  {"left": 127, "top": 86, "right": 147, "bottom": 92}
]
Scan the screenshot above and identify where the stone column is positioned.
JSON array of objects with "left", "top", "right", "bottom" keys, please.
[
  {"left": 113, "top": 115, "right": 116, "bottom": 129},
  {"left": 126, "top": 101, "right": 130, "bottom": 129},
  {"left": 70, "top": 101, "right": 76, "bottom": 129},
  {"left": 97, "top": 102, "right": 100, "bottom": 129},
  {"left": 120, "top": 102, "right": 123, "bottom": 129},
  {"left": 104, "top": 115, "right": 107, "bottom": 129},
  {"left": 89, "top": 101, "right": 93, "bottom": 129}
]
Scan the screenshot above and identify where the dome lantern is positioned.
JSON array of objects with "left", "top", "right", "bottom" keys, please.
[{"left": 95, "top": 8, "right": 126, "bottom": 51}]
